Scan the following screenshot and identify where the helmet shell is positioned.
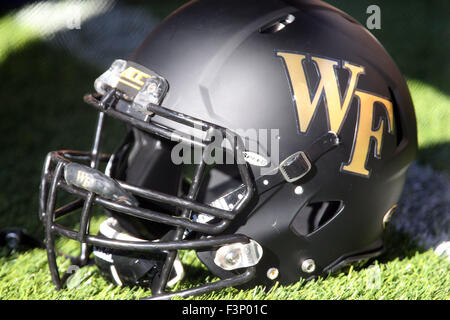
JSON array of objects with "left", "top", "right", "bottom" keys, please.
[{"left": 123, "top": 0, "right": 417, "bottom": 286}]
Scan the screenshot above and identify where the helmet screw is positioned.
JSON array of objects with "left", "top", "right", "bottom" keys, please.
[
  {"left": 225, "top": 251, "right": 240, "bottom": 266},
  {"left": 294, "top": 186, "right": 303, "bottom": 195},
  {"left": 147, "top": 82, "right": 157, "bottom": 93},
  {"left": 301, "top": 259, "right": 316, "bottom": 273},
  {"left": 266, "top": 267, "right": 279, "bottom": 280}
]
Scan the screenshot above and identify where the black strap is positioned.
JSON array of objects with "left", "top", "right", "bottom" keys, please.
[
  {"left": 201, "top": 132, "right": 340, "bottom": 213},
  {"left": 255, "top": 131, "right": 340, "bottom": 193},
  {"left": 304, "top": 131, "right": 340, "bottom": 163}
]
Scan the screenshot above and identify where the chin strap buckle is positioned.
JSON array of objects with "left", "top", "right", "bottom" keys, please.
[
  {"left": 279, "top": 131, "right": 340, "bottom": 183},
  {"left": 279, "top": 151, "right": 312, "bottom": 183}
]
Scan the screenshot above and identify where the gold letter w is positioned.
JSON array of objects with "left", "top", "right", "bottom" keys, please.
[{"left": 277, "top": 52, "right": 364, "bottom": 133}]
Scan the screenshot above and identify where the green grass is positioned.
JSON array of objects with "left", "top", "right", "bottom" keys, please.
[
  {"left": 0, "top": 15, "right": 37, "bottom": 62},
  {"left": 0, "top": 1, "right": 449, "bottom": 300},
  {"left": 1, "top": 237, "right": 448, "bottom": 300}
]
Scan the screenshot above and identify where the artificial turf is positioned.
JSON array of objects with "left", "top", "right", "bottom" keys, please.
[{"left": 0, "top": 0, "right": 448, "bottom": 300}]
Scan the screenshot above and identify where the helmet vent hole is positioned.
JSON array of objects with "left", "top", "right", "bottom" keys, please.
[
  {"left": 290, "top": 201, "right": 344, "bottom": 237},
  {"left": 259, "top": 14, "right": 296, "bottom": 34}
]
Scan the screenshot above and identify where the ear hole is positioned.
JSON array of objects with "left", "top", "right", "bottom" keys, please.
[
  {"left": 290, "top": 201, "right": 344, "bottom": 237},
  {"left": 259, "top": 14, "right": 296, "bottom": 34}
]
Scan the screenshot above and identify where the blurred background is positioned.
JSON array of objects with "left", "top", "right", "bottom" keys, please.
[{"left": 0, "top": 0, "right": 448, "bottom": 299}]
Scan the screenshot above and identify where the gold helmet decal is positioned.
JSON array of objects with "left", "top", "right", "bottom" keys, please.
[
  {"left": 118, "top": 65, "right": 151, "bottom": 92},
  {"left": 276, "top": 51, "right": 394, "bottom": 177}
]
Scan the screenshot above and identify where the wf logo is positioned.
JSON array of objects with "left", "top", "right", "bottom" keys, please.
[{"left": 276, "top": 51, "right": 394, "bottom": 177}]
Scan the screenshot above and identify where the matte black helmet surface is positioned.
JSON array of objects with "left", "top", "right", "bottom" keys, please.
[{"left": 39, "top": 0, "right": 417, "bottom": 299}]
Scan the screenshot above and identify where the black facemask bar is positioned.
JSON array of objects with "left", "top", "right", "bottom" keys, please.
[{"left": 39, "top": 89, "right": 257, "bottom": 299}]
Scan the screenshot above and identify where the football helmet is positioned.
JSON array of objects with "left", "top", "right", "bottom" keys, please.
[{"left": 39, "top": 0, "right": 417, "bottom": 299}]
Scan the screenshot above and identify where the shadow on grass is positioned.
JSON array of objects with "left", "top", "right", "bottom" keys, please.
[
  {"left": 326, "top": 0, "right": 450, "bottom": 96},
  {"left": 0, "top": 39, "right": 124, "bottom": 235},
  {"left": 129, "top": 0, "right": 450, "bottom": 96},
  {"left": 378, "top": 226, "right": 424, "bottom": 262},
  {"left": 2, "top": 0, "right": 448, "bottom": 93},
  {"left": 329, "top": 227, "right": 424, "bottom": 279},
  {"left": 417, "top": 142, "right": 450, "bottom": 172}
]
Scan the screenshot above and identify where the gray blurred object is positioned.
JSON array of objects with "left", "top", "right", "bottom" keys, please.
[
  {"left": 51, "top": 3, "right": 160, "bottom": 67},
  {"left": 394, "top": 163, "right": 450, "bottom": 251},
  {"left": 14, "top": 0, "right": 160, "bottom": 68}
]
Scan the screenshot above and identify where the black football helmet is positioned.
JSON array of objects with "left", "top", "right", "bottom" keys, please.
[{"left": 39, "top": 0, "right": 417, "bottom": 299}]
